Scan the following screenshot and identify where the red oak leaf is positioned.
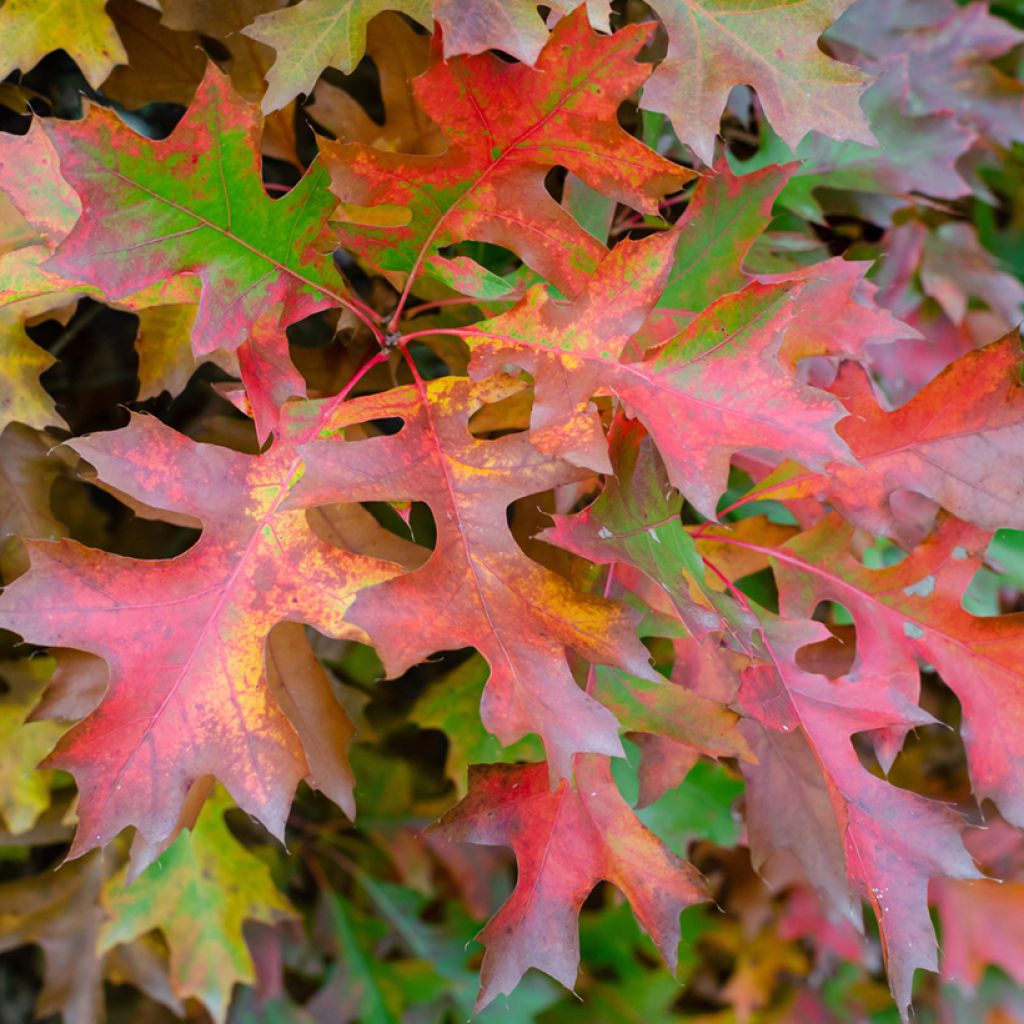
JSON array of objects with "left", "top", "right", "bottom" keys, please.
[
  {"left": 702, "top": 510, "right": 1024, "bottom": 838},
  {"left": 693, "top": 504, "right": 1014, "bottom": 1014},
  {"left": 0, "top": 409, "right": 397, "bottom": 857},
  {"left": 433, "top": 756, "right": 708, "bottom": 1008},
  {"left": 833, "top": 333, "right": 1024, "bottom": 541},
  {"left": 737, "top": 330, "right": 1024, "bottom": 543},
  {"left": 288, "top": 373, "right": 661, "bottom": 779},
  {"left": 467, "top": 231, "right": 853, "bottom": 519},
  {"left": 769, "top": 516, "right": 1024, "bottom": 831},
  {"left": 702, "top": 508, "right": 1024, "bottom": 1012},
  {"left": 737, "top": 613, "right": 979, "bottom": 1017}
]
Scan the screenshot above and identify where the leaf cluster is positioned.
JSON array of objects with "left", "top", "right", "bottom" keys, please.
[{"left": 2, "top": 2, "right": 1024, "bottom": 1023}]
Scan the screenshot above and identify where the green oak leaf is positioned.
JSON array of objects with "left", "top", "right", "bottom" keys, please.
[{"left": 100, "top": 787, "right": 293, "bottom": 1023}]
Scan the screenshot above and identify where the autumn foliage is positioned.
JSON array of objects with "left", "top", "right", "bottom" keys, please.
[{"left": 2, "top": 1, "right": 1024, "bottom": 1022}]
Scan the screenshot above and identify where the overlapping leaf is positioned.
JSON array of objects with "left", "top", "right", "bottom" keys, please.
[
  {"left": 42, "top": 64, "right": 346, "bottom": 356},
  {"left": 0, "top": 851, "right": 179, "bottom": 1024},
  {"left": 749, "top": 331, "right": 1024, "bottom": 542},
  {"left": 435, "top": 757, "right": 707, "bottom": 1008},
  {"left": 641, "top": 0, "right": 874, "bottom": 165},
  {"left": 290, "top": 373, "right": 657, "bottom": 778},
  {"left": 243, "top": 0, "right": 433, "bottom": 111},
  {"left": 3, "top": 1, "right": 1024, "bottom": 1020},
  {"left": 653, "top": 159, "right": 797, "bottom": 322},
  {"left": 736, "top": 612, "right": 978, "bottom": 1014},
  {"left": 100, "top": 787, "right": 293, "bottom": 1022},
  {"left": 468, "top": 230, "right": 856, "bottom": 519},
  {"left": 307, "top": 12, "right": 447, "bottom": 154},
  {"left": 767, "top": 515, "right": 1024, "bottom": 830},
  {"left": 433, "top": 0, "right": 611, "bottom": 65},
  {"left": 828, "top": 0, "right": 1024, "bottom": 147},
  {"left": 0, "top": 407, "right": 395, "bottom": 857},
  {"left": 698, "top": 509, "right": 1024, "bottom": 1009},
  {"left": 325, "top": 8, "right": 690, "bottom": 298}
]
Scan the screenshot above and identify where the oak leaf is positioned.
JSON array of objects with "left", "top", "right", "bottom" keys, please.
[
  {"left": 833, "top": 334, "right": 1024, "bottom": 541},
  {"left": 0, "top": 424, "right": 66, "bottom": 560},
  {"left": 325, "top": 8, "right": 690, "bottom": 298},
  {"left": 0, "top": 325, "right": 60, "bottom": 432},
  {"left": 0, "top": 409, "right": 396, "bottom": 857},
  {"left": 290, "top": 373, "right": 658, "bottom": 779},
  {"left": 828, "top": 0, "right": 1024, "bottom": 147},
  {"left": 768, "top": 515, "right": 1024, "bottom": 832},
  {"left": 433, "top": 0, "right": 610, "bottom": 65},
  {"left": 0, "top": 0, "right": 127, "bottom": 89},
  {"left": 654, "top": 160, "right": 797, "bottom": 322},
  {"left": 641, "top": 0, "right": 874, "bottom": 165},
  {"left": 765, "top": 87, "right": 974, "bottom": 224},
  {"left": 101, "top": 787, "right": 293, "bottom": 1022},
  {"left": 43, "top": 64, "right": 346, "bottom": 356},
  {"left": 736, "top": 613, "right": 978, "bottom": 1016},
  {"left": 468, "top": 231, "right": 852, "bottom": 519},
  {"left": 307, "top": 12, "right": 447, "bottom": 156},
  {"left": 242, "top": 0, "right": 432, "bottom": 112},
  {"left": 434, "top": 757, "right": 708, "bottom": 1009},
  {"left": 543, "top": 414, "right": 755, "bottom": 641},
  {"left": 700, "top": 508, "right": 1024, "bottom": 1012}
]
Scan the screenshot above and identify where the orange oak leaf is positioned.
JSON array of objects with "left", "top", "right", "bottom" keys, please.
[
  {"left": 324, "top": 8, "right": 690, "bottom": 300},
  {"left": 433, "top": 756, "right": 708, "bottom": 1008},
  {"left": 289, "top": 373, "right": 660, "bottom": 779},
  {"left": 0, "top": 408, "right": 398, "bottom": 857}
]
